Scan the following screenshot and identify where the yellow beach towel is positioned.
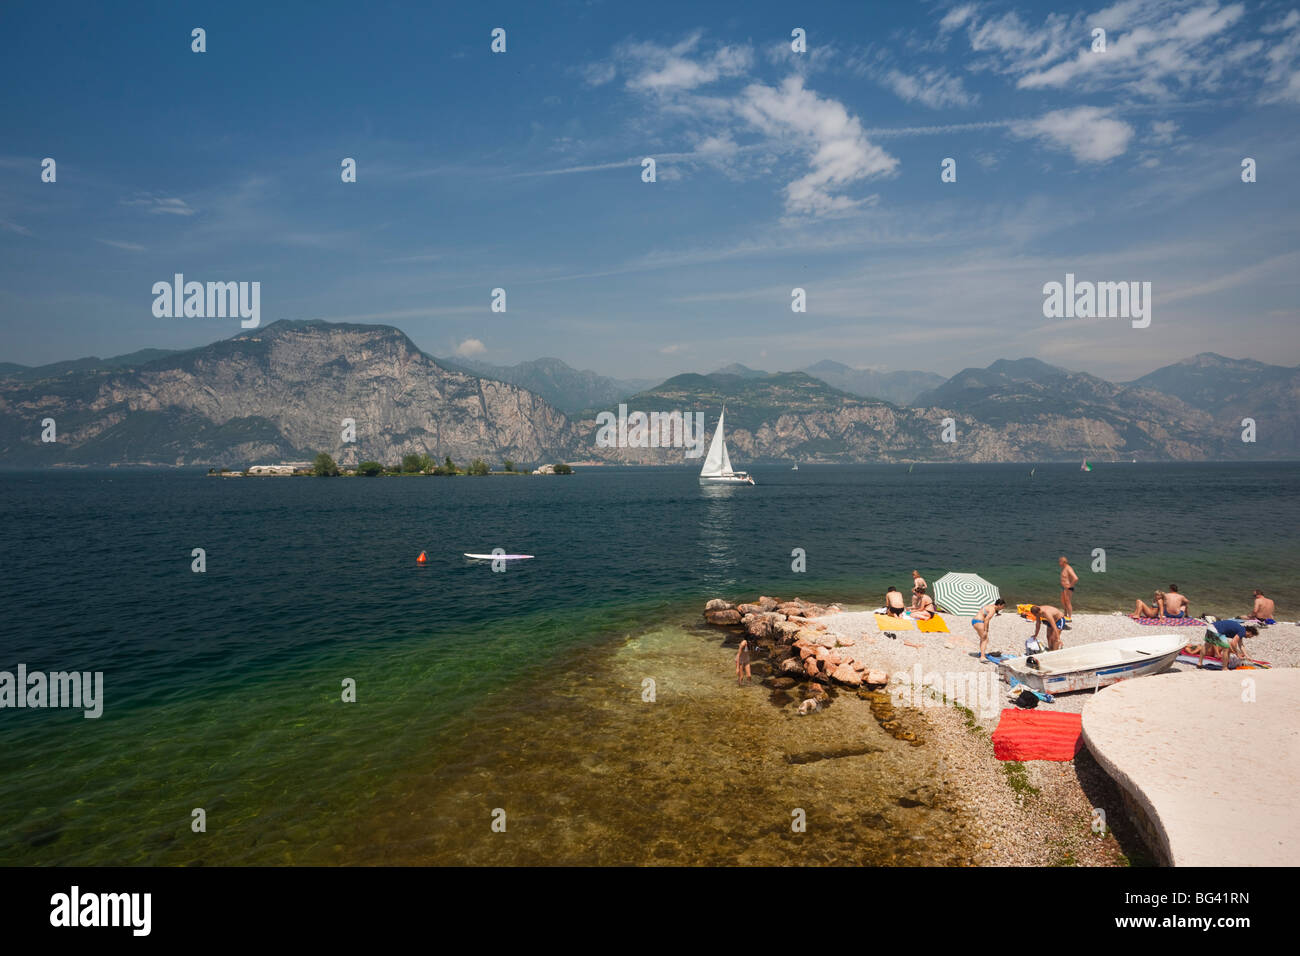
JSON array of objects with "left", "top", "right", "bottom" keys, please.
[
  {"left": 875, "top": 614, "right": 915, "bottom": 630},
  {"left": 916, "top": 616, "right": 950, "bottom": 633}
]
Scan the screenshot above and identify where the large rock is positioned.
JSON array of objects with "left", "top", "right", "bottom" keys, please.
[
  {"left": 737, "top": 603, "right": 766, "bottom": 616},
  {"left": 705, "top": 609, "right": 741, "bottom": 626},
  {"left": 780, "top": 657, "right": 806, "bottom": 676},
  {"left": 803, "top": 658, "right": 821, "bottom": 679},
  {"left": 798, "top": 645, "right": 817, "bottom": 661},
  {"left": 757, "top": 596, "right": 780, "bottom": 611},
  {"left": 866, "top": 669, "right": 888, "bottom": 686},
  {"left": 814, "top": 646, "right": 832, "bottom": 663},
  {"left": 777, "top": 603, "right": 806, "bottom": 617},
  {"left": 704, "top": 599, "right": 734, "bottom": 612},
  {"left": 831, "top": 663, "right": 863, "bottom": 686},
  {"left": 774, "top": 621, "right": 803, "bottom": 643}
]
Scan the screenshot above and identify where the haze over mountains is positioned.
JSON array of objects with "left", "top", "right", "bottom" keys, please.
[{"left": 1, "top": 321, "right": 1295, "bottom": 466}]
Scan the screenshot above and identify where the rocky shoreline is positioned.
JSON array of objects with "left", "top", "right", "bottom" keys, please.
[{"left": 704, "top": 595, "right": 924, "bottom": 743}]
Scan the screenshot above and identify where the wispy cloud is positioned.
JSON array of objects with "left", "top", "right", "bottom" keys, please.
[
  {"left": 122, "top": 195, "right": 195, "bottom": 216},
  {"left": 96, "top": 238, "right": 146, "bottom": 251},
  {"left": 1011, "top": 107, "right": 1134, "bottom": 162}
]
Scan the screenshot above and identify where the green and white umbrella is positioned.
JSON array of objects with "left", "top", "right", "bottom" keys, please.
[{"left": 932, "top": 572, "right": 1001, "bottom": 617}]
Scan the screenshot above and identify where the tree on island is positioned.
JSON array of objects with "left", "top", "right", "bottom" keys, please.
[
  {"left": 468, "top": 458, "right": 490, "bottom": 476},
  {"left": 313, "top": 452, "right": 340, "bottom": 477},
  {"left": 402, "top": 452, "right": 433, "bottom": 474},
  {"left": 503, "top": 459, "right": 514, "bottom": 473},
  {"left": 553, "top": 463, "right": 573, "bottom": 474},
  {"left": 356, "top": 460, "right": 384, "bottom": 476}
]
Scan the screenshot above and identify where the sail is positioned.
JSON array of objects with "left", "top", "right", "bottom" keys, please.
[{"left": 701, "top": 410, "right": 728, "bottom": 477}]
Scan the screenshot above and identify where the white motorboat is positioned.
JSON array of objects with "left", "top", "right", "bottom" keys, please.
[
  {"left": 699, "top": 407, "right": 754, "bottom": 485},
  {"left": 997, "top": 634, "right": 1186, "bottom": 694}
]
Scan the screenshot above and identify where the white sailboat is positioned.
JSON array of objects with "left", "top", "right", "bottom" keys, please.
[{"left": 699, "top": 407, "right": 754, "bottom": 485}]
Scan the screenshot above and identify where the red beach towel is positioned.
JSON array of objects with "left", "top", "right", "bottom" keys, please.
[
  {"left": 1135, "top": 616, "right": 1205, "bottom": 626},
  {"left": 991, "top": 709, "right": 1083, "bottom": 761}
]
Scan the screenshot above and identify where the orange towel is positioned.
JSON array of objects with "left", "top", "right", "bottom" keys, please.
[{"left": 916, "top": 616, "right": 950, "bottom": 633}]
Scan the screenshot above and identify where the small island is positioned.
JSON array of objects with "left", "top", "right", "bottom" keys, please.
[{"left": 207, "top": 453, "right": 574, "bottom": 477}]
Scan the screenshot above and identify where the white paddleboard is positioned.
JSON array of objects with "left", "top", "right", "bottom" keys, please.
[{"left": 464, "top": 553, "right": 534, "bottom": 560}]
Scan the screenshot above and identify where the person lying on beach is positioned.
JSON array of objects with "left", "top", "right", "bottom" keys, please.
[
  {"left": 912, "top": 591, "right": 936, "bottom": 620},
  {"left": 972, "top": 598, "right": 1005, "bottom": 662},
  {"left": 736, "top": 638, "right": 752, "bottom": 686},
  {"left": 1162, "top": 585, "right": 1189, "bottom": 618},
  {"left": 1029, "top": 604, "right": 1066, "bottom": 650},
  {"left": 884, "top": 587, "right": 907, "bottom": 616},
  {"left": 1196, "top": 620, "right": 1258, "bottom": 669},
  {"left": 1059, "top": 556, "right": 1078, "bottom": 621},
  {"left": 1132, "top": 590, "right": 1166, "bottom": 619},
  {"left": 1246, "top": 589, "right": 1276, "bottom": 624}
]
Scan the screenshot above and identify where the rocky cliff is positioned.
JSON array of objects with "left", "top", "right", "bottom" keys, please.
[{"left": 0, "top": 321, "right": 577, "bottom": 467}]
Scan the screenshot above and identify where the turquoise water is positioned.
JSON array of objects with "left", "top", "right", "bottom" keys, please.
[{"left": 1, "top": 463, "right": 1296, "bottom": 864}]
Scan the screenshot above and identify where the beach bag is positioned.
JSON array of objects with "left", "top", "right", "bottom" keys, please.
[
  {"left": 1025, "top": 638, "right": 1042, "bottom": 654},
  {"left": 1015, "top": 690, "right": 1039, "bottom": 709}
]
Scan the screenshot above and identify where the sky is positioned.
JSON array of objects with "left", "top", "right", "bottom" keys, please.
[{"left": 2, "top": 0, "right": 1299, "bottom": 382}]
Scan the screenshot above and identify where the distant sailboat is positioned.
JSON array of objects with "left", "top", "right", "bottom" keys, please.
[
  {"left": 908, "top": 463, "right": 914, "bottom": 474},
  {"left": 791, "top": 463, "right": 798, "bottom": 471},
  {"left": 1030, "top": 467, "right": 1035, "bottom": 478},
  {"left": 1081, "top": 459, "right": 1092, "bottom": 472},
  {"left": 700, "top": 407, "right": 754, "bottom": 485}
]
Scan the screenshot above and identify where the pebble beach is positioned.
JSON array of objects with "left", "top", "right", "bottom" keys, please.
[{"left": 710, "top": 598, "right": 1298, "bottom": 866}]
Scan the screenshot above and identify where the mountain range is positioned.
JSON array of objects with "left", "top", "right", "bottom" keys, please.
[{"left": 1, "top": 321, "right": 1295, "bottom": 466}]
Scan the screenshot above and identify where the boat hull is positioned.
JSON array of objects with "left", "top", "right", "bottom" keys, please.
[{"left": 998, "top": 635, "right": 1185, "bottom": 694}]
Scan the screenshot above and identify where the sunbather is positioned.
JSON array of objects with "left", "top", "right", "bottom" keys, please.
[
  {"left": 1029, "top": 604, "right": 1067, "bottom": 650},
  {"left": 884, "top": 587, "right": 906, "bottom": 616},
  {"left": 1246, "top": 589, "right": 1276, "bottom": 624},
  {"left": 1163, "top": 585, "right": 1189, "bottom": 618},
  {"left": 912, "top": 590, "right": 936, "bottom": 620},
  {"left": 1132, "top": 590, "right": 1166, "bottom": 619}
]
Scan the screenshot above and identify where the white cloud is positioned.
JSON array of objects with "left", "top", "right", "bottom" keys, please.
[
  {"left": 1011, "top": 107, "right": 1134, "bottom": 163},
  {"left": 1149, "top": 120, "right": 1178, "bottom": 144},
  {"left": 619, "top": 32, "right": 753, "bottom": 93},
  {"left": 881, "top": 67, "right": 978, "bottom": 108},
  {"left": 958, "top": 1, "right": 1250, "bottom": 100},
  {"left": 736, "top": 76, "right": 898, "bottom": 215},
  {"left": 455, "top": 338, "right": 486, "bottom": 357}
]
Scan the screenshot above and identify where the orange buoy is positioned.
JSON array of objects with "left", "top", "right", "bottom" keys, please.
[{"left": 416, "top": 551, "right": 427, "bottom": 564}]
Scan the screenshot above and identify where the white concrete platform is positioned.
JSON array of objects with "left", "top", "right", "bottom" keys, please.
[{"left": 1082, "top": 669, "right": 1300, "bottom": 866}]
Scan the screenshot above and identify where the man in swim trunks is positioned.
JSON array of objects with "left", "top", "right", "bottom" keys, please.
[
  {"left": 1247, "top": 589, "right": 1276, "bottom": 624},
  {"left": 1197, "top": 620, "right": 1258, "bottom": 669},
  {"left": 1029, "top": 604, "right": 1066, "bottom": 650},
  {"left": 884, "top": 587, "right": 907, "bottom": 616},
  {"left": 1058, "top": 556, "right": 1078, "bottom": 621},
  {"left": 972, "top": 598, "right": 1005, "bottom": 662},
  {"left": 1162, "top": 585, "right": 1189, "bottom": 618}
]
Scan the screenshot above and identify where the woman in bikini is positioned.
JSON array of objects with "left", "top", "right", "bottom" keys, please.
[
  {"left": 912, "top": 589, "right": 936, "bottom": 620},
  {"left": 972, "top": 598, "right": 1005, "bottom": 662},
  {"left": 736, "top": 638, "right": 751, "bottom": 686},
  {"left": 1132, "top": 590, "right": 1166, "bottom": 619}
]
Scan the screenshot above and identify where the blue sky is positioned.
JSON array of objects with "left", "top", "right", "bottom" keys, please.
[{"left": 2, "top": 0, "right": 1298, "bottom": 381}]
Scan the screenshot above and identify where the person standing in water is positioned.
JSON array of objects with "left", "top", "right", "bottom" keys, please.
[
  {"left": 972, "top": 598, "right": 1006, "bottom": 662},
  {"left": 736, "top": 638, "right": 751, "bottom": 686},
  {"left": 1058, "top": 556, "right": 1078, "bottom": 622}
]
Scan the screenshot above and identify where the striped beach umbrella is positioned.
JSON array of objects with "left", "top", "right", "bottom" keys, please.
[{"left": 932, "top": 572, "right": 1001, "bottom": 617}]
